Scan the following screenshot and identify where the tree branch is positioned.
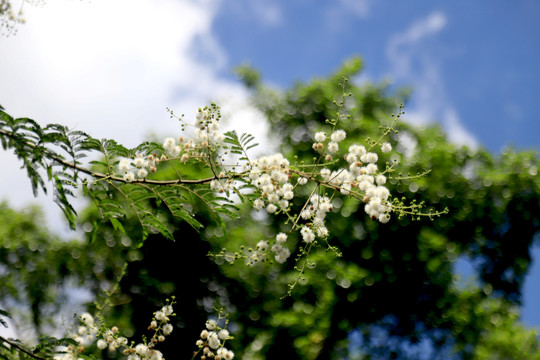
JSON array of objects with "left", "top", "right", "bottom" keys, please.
[
  {"left": 0, "top": 335, "right": 48, "bottom": 360},
  {"left": 0, "top": 128, "right": 246, "bottom": 186}
]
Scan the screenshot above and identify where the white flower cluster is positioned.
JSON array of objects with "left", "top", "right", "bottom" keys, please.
[
  {"left": 53, "top": 313, "right": 99, "bottom": 359},
  {"left": 117, "top": 106, "right": 226, "bottom": 182},
  {"left": 299, "top": 194, "right": 333, "bottom": 242},
  {"left": 194, "top": 108, "right": 225, "bottom": 145},
  {"left": 314, "top": 131, "right": 394, "bottom": 223},
  {"left": 272, "top": 232, "right": 291, "bottom": 263},
  {"left": 54, "top": 302, "right": 175, "bottom": 360},
  {"left": 195, "top": 319, "right": 234, "bottom": 360},
  {"left": 161, "top": 108, "right": 224, "bottom": 162},
  {"left": 248, "top": 233, "right": 291, "bottom": 264},
  {"left": 163, "top": 136, "right": 191, "bottom": 161},
  {"left": 249, "top": 153, "right": 294, "bottom": 215},
  {"left": 210, "top": 172, "right": 235, "bottom": 194},
  {"left": 77, "top": 312, "right": 99, "bottom": 344},
  {"left": 96, "top": 326, "right": 128, "bottom": 353},
  {"left": 118, "top": 153, "right": 160, "bottom": 182},
  {"left": 312, "top": 129, "right": 346, "bottom": 158},
  {"left": 118, "top": 303, "right": 174, "bottom": 360}
]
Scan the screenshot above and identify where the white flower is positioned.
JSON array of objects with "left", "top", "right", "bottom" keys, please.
[
  {"left": 262, "top": 184, "right": 274, "bottom": 194},
  {"left": 267, "top": 193, "right": 279, "bottom": 203},
  {"left": 365, "top": 163, "right": 378, "bottom": 175},
  {"left": 253, "top": 198, "right": 264, "bottom": 211},
  {"left": 162, "top": 305, "right": 173, "bottom": 315},
  {"left": 124, "top": 172, "right": 135, "bottom": 182},
  {"left": 116, "top": 337, "right": 128, "bottom": 346},
  {"left": 345, "top": 153, "right": 357, "bottom": 164},
  {"left": 375, "top": 186, "right": 390, "bottom": 200},
  {"left": 133, "top": 155, "right": 147, "bottom": 168},
  {"left": 196, "top": 109, "right": 209, "bottom": 123},
  {"left": 135, "top": 344, "right": 148, "bottom": 356},
  {"left": 137, "top": 168, "right": 148, "bottom": 179},
  {"left": 155, "top": 310, "right": 168, "bottom": 322},
  {"left": 275, "top": 253, "right": 290, "bottom": 264},
  {"left": 361, "top": 152, "right": 378, "bottom": 164},
  {"left": 348, "top": 144, "right": 366, "bottom": 157},
  {"left": 149, "top": 350, "right": 163, "bottom": 360},
  {"left": 218, "top": 329, "right": 229, "bottom": 340},
  {"left": 330, "top": 129, "right": 346, "bottom": 142},
  {"left": 320, "top": 168, "right": 331, "bottom": 181},
  {"left": 327, "top": 141, "right": 339, "bottom": 154},
  {"left": 206, "top": 320, "right": 217, "bottom": 331},
  {"left": 163, "top": 137, "right": 176, "bottom": 151},
  {"left": 314, "top": 132, "right": 326, "bottom": 142},
  {"left": 381, "top": 142, "right": 392, "bottom": 153},
  {"left": 200, "top": 329, "right": 209, "bottom": 339},
  {"left": 118, "top": 158, "right": 131, "bottom": 173},
  {"left": 276, "top": 233, "right": 287, "bottom": 243},
  {"left": 210, "top": 179, "right": 221, "bottom": 191},
  {"left": 301, "top": 227, "right": 315, "bottom": 243},
  {"left": 283, "top": 190, "right": 294, "bottom": 200},
  {"left": 274, "top": 246, "right": 290, "bottom": 264},
  {"left": 300, "top": 209, "right": 312, "bottom": 220},
  {"left": 376, "top": 174, "right": 386, "bottom": 185},
  {"left": 316, "top": 226, "right": 329, "bottom": 237},
  {"left": 297, "top": 177, "right": 308, "bottom": 185},
  {"left": 256, "top": 240, "right": 269, "bottom": 251},
  {"left": 97, "top": 339, "right": 107, "bottom": 350},
  {"left": 218, "top": 347, "right": 235, "bottom": 360},
  {"left": 80, "top": 313, "right": 94, "bottom": 326},
  {"left": 266, "top": 204, "right": 277, "bottom": 213},
  {"left": 208, "top": 332, "right": 220, "bottom": 349},
  {"left": 379, "top": 213, "right": 391, "bottom": 223},
  {"left": 162, "top": 323, "right": 173, "bottom": 335}
]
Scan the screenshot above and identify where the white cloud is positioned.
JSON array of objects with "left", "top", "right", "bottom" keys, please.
[
  {"left": 0, "top": 0, "right": 269, "bottom": 235},
  {"left": 385, "top": 11, "right": 477, "bottom": 150},
  {"left": 443, "top": 108, "right": 478, "bottom": 147},
  {"left": 324, "top": 0, "right": 372, "bottom": 32},
  {"left": 251, "top": 1, "right": 283, "bottom": 27},
  {"left": 224, "top": 0, "right": 283, "bottom": 27},
  {"left": 338, "top": 0, "right": 372, "bottom": 18}
]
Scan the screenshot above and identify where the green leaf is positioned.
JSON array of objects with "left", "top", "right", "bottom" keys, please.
[
  {"left": 141, "top": 212, "right": 174, "bottom": 241},
  {"left": 0, "top": 309, "right": 11, "bottom": 328},
  {"left": 33, "top": 336, "right": 78, "bottom": 354},
  {"left": 109, "top": 217, "right": 126, "bottom": 235},
  {"left": 170, "top": 204, "right": 203, "bottom": 231}
]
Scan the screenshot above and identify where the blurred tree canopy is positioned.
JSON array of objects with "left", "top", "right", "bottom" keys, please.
[{"left": 1, "top": 57, "right": 540, "bottom": 359}]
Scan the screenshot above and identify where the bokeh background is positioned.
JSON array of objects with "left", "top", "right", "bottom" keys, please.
[{"left": 1, "top": 0, "right": 539, "bottom": 356}]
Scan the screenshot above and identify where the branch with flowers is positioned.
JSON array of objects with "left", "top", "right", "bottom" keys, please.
[
  {"left": 0, "top": 81, "right": 446, "bottom": 273},
  {"left": 0, "top": 79, "right": 447, "bottom": 358}
]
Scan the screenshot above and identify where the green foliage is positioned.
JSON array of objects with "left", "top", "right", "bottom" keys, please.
[
  {"left": 32, "top": 336, "right": 79, "bottom": 357},
  {"left": 0, "top": 106, "right": 241, "bottom": 245}
]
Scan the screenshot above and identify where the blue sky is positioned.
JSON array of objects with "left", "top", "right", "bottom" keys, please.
[
  {"left": 211, "top": 0, "right": 540, "bottom": 152},
  {"left": 1, "top": 0, "right": 539, "bottom": 335}
]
